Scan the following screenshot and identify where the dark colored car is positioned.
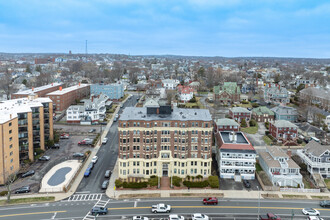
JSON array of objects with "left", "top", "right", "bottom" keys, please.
[
  {"left": 320, "top": 200, "right": 330, "bottom": 208},
  {"left": 100, "top": 122, "right": 107, "bottom": 125},
  {"left": 51, "top": 143, "right": 60, "bottom": 149},
  {"left": 15, "top": 186, "right": 31, "bottom": 194},
  {"left": 73, "top": 152, "right": 85, "bottom": 158},
  {"left": 243, "top": 180, "right": 251, "bottom": 188},
  {"left": 84, "top": 168, "right": 92, "bottom": 177},
  {"left": 203, "top": 197, "right": 218, "bottom": 205},
  {"left": 101, "top": 180, "right": 109, "bottom": 189},
  {"left": 91, "top": 207, "right": 108, "bottom": 215},
  {"left": 21, "top": 170, "right": 35, "bottom": 178},
  {"left": 104, "top": 170, "right": 112, "bottom": 178}
]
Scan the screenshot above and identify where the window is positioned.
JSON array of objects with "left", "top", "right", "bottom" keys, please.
[
  {"left": 9, "top": 130, "right": 12, "bottom": 134},
  {"left": 9, "top": 122, "right": 12, "bottom": 126},
  {"left": 10, "top": 151, "right": 13, "bottom": 156},
  {"left": 9, "top": 137, "right": 12, "bottom": 141},
  {"left": 9, "top": 144, "right": 12, "bottom": 149}
]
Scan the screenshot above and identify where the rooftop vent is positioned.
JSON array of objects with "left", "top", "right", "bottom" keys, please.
[
  {"left": 138, "top": 111, "right": 143, "bottom": 114},
  {"left": 182, "top": 115, "right": 186, "bottom": 119},
  {"left": 142, "top": 115, "right": 146, "bottom": 118},
  {"left": 195, "top": 112, "right": 197, "bottom": 115}
]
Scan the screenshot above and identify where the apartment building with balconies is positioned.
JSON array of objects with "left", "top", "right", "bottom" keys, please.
[
  {"left": 117, "top": 104, "right": 213, "bottom": 180},
  {"left": 215, "top": 131, "right": 256, "bottom": 180}
]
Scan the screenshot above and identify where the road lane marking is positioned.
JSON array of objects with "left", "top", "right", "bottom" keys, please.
[
  {"left": 0, "top": 210, "right": 67, "bottom": 218},
  {"left": 107, "top": 206, "right": 330, "bottom": 211},
  {"left": 134, "top": 201, "right": 137, "bottom": 207}
]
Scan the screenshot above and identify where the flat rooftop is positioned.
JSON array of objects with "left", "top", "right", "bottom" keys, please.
[
  {"left": 217, "top": 131, "right": 255, "bottom": 151},
  {"left": 47, "top": 84, "right": 89, "bottom": 95},
  {"left": 120, "top": 107, "right": 212, "bottom": 121},
  {"left": 13, "top": 83, "right": 62, "bottom": 95}
]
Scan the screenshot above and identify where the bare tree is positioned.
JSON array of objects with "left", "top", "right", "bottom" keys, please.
[
  {"left": 5, "top": 173, "right": 16, "bottom": 203},
  {"left": 0, "top": 67, "right": 14, "bottom": 100}
]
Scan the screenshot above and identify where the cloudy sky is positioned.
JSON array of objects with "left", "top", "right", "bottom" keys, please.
[{"left": 0, "top": 0, "right": 329, "bottom": 57}]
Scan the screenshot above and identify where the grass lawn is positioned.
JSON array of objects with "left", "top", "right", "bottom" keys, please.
[
  {"left": 282, "top": 194, "right": 307, "bottom": 199},
  {"left": 263, "top": 135, "right": 272, "bottom": 145},
  {"left": 255, "top": 163, "right": 262, "bottom": 172},
  {"left": 197, "top": 91, "right": 209, "bottom": 95},
  {"left": 324, "top": 179, "right": 330, "bottom": 189},
  {"left": 0, "top": 196, "right": 55, "bottom": 206},
  {"left": 184, "top": 98, "right": 205, "bottom": 109},
  {"left": 241, "top": 125, "right": 258, "bottom": 134}
]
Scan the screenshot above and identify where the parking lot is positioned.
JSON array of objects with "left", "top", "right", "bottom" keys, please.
[{"left": 219, "top": 178, "right": 262, "bottom": 191}]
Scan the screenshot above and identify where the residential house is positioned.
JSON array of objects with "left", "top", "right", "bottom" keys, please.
[
  {"left": 300, "top": 87, "right": 330, "bottom": 111},
  {"left": 264, "top": 84, "right": 290, "bottom": 104},
  {"left": 297, "top": 141, "right": 330, "bottom": 178},
  {"left": 214, "top": 118, "right": 240, "bottom": 132},
  {"left": 215, "top": 131, "right": 256, "bottom": 180},
  {"left": 271, "top": 105, "right": 298, "bottom": 122},
  {"left": 295, "top": 78, "right": 315, "bottom": 88},
  {"left": 189, "top": 81, "right": 200, "bottom": 91},
  {"left": 259, "top": 146, "right": 303, "bottom": 187},
  {"left": 252, "top": 106, "right": 275, "bottom": 122},
  {"left": 177, "top": 85, "right": 194, "bottom": 103},
  {"left": 162, "top": 79, "right": 180, "bottom": 90},
  {"left": 269, "top": 120, "right": 298, "bottom": 145},
  {"left": 213, "top": 82, "right": 241, "bottom": 105},
  {"left": 297, "top": 122, "right": 326, "bottom": 141},
  {"left": 229, "top": 107, "right": 251, "bottom": 123}
]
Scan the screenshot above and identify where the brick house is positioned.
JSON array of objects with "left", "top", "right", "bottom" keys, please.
[
  {"left": 229, "top": 107, "right": 251, "bottom": 123},
  {"left": 299, "top": 87, "right": 330, "bottom": 111},
  {"left": 252, "top": 106, "right": 275, "bottom": 122},
  {"left": 11, "top": 83, "right": 62, "bottom": 99},
  {"left": 214, "top": 118, "right": 240, "bottom": 132},
  {"left": 213, "top": 82, "right": 241, "bottom": 105},
  {"left": 269, "top": 120, "right": 298, "bottom": 145}
]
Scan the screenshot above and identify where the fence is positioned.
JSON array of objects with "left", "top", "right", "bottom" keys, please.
[
  {"left": 256, "top": 172, "right": 280, "bottom": 191},
  {"left": 280, "top": 187, "right": 320, "bottom": 193}
]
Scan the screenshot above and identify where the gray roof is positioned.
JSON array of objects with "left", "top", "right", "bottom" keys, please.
[
  {"left": 231, "top": 107, "right": 251, "bottom": 113},
  {"left": 259, "top": 151, "right": 299, "bottom": 169},
  {"left": 120, "top": 107, "right": 212, "bottom": 121},
  {"left": 304, "top": 140, "right": 330, "bottom": 157},
  {"left": 271, "top": 105, "right": 298, "bottom": 116},
  {"left": 266, "top": 145, "right": 289, "bottom": 158},
  {"left": 300, "top": 87, "right": 330, "bottom": 101},
  {"left": 273, "top": 120, "right": 297, "bottom": 128},
  {"left": 215, "top": 118, "right": 239, "bottom": 126},
  {"left": 144, "top": 99, "right": 160, "bottom": 107}
]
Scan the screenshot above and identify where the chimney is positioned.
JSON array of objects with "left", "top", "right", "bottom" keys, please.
[
  {"left": 92, "top": 96, "right": 94, "bottom": 102},
  {"left": 287, "top": 150, "right": 292, "bottom": 158},
  {"left": 268, "top": 84, "right": 271, "bottom": 88},
  {"left": 59, "top": 86, "right": 62, "bottom": 91},
  {"left": 79, "top": 82, "right": 81, "bottom": 86},
  {"left": 51, "top": 83, "right": 53, "bottom": 86},
  {"left": 32, "top": 87, "right": 34, "bottom": 91},
  {"left": 10, "top": 114, "right": 12, "bottom": 119},
  {"left": 156, "top": 108, "right": 159, "bottom": 114}
]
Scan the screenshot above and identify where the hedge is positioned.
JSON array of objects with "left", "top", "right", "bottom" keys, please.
[
  {"left": 115, "top": 179, "right": 123, "bottom": 188},
  {"left": 249, "top": 119, "right": 257, "bottom": 127},
  {"left": 183, "top": 180, "right": 209, "bottom": 188},
  {"left": 122, "top": 181, "right": 148, "bottom": 189},
  {"left": 172, "top": 176, "right": 182, "bottom": 187},
  {"left": 0, "top": 191, "right": 8, "bottom": 196},
  {"left": 208, "top": 176, "right": 219, "bottom": 188},
  {"left": 148, "top": 177, "right": 158, "bottom": 187}
]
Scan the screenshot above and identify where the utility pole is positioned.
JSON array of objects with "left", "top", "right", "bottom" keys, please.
[{"left": 257, "top": 186, "right": 260, "bottom": 220}]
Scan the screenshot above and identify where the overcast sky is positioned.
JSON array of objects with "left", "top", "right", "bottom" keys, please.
[{"left": 0, "top": 0, "right": 330, "bottom": 58}]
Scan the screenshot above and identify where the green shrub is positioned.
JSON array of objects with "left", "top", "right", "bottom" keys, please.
[
  {"left": 265, "top": 131, "right": 270, "bottom": 136},
  {"left": 183, "top": 180, "right": 209, "bottom": 188},
  {"left": 150, "top": 175, "right": 157, "bottom": 178},
  {"left": 241, "top": 100, "right": 249, "bottom": 104},
  {"left": 115, "top": 179, "right": 123, "bottom": 188},
  {"left": 0, "top": 191, "right": 8, "bottom": 196},
  {"left": 208, "top": 176, "right": 219, "bottom": 188},
  {"left": 297, "top": 139, "right": 303, "bottom": 144},
  {"left": 241, "top": 118, "right": 247, "bottom": 127},
  {"left": 249, "top": 119, "right": 257, "bottom": 127},
  {"left": 265, "top": 121, "right": 270, "bottom": 129},
  {"left": 196, "top": 175, "right": 203, "bottom": 180},
  {"left": 252, "top": 103, "right": 259, "bottom": 108},
  {"left": 172, "top": 176, "right": 182, "bottom": 187},
  {"left": 148, "top": 177, "right": 158, "bottom": 187},
  {"left": 85, "top": 150, "right": 91, "bottom": 155},
  {"left": 122, "top": 181, "right": 148, "bottom": 189},
  {"left": 34, "top": 148, "right": 44, "bottom": 155}
]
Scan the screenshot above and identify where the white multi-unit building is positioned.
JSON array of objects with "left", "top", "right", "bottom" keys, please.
[
  {"left": 215, "top": 131, "right": 256, "bottom": 180},
  {"left": 259, "top": 146, "right": 303, "bottom": 187},
  {"left": 162, "top": 79, "right": 180, "bottom": 90},
  {"left": 66, "top": 94, "right": 109, "bottom": 124},
  {"left": 297, "top": 140, "right": 330, "bottom": 178}
]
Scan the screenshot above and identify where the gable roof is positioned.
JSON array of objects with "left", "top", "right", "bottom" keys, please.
[
  {"left": 304, "top": 140, "right": 330, "bottom": 157},
  {"left": 215, "top": 118, "right": 239, "bottom": 126},
  {"left": 231, "top": 107, "right": 251, "bottom": 113},
  {"left": 271, "top": 105, "right": 298, "bottom": 115},
  {"left": 252, "top": 106, "right": 274, "bottom": 115},
  {"left": 272, "top": 120, "right": 297, "bottom": 128}
]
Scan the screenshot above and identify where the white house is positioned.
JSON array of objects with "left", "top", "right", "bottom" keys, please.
[
  {"left": 177, "top": 85, "right": 194, "bottom": 103},
  {"left": 162, "top": 79, "right": 180, "bottom": 90},
  {"left": 259, "top": 146, "right": 303, "bottom": 187}
]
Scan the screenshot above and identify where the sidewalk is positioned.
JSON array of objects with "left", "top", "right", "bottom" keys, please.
[{"left": 0, "top": 95, "right": 132, "bottom": 203}]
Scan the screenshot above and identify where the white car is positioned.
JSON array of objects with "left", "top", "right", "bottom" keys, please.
[
  {"left": 192, "top": 213, "right": 209, "bottom": 220},
  {"left": 308, "top": 217, "right": 324, "bottom": 220},
  {"left": 102, "top": 138, "right": 108, "bottom": 144},
  {"left": 133, "top": 216, "right": 149, "bottom": 220},
  {"left": 91, "top": 156, "right": 98, "bottom": 164},
  {"left": 169, "top": 214, "right": 185, "bottom": 220},
  {"left": 302, "top": 208, "right": 320, "bottom": 216}
]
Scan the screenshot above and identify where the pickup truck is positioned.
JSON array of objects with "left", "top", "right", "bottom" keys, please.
[
  {"left": 260, "top": 213, "right": 281, "bottom": 220},
  {"left": 151, "top": 203, "right": 171, "bottom": 213}
]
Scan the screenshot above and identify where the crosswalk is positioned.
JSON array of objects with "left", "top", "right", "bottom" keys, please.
[
  {"left": 67, "top": 193, "right": 103, "bottom": 201},
  {"left": 83, "top": 198, "right": 110, "bottom": 220}
]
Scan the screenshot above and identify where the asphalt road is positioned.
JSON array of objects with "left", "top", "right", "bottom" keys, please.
[
  {"left": 1, "top": 198, "right": 330, "bottom": 220},
  {"left": 76, "top": 95, "right": 138, "bottom": 193}
]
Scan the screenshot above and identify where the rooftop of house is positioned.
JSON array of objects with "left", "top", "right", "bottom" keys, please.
[
  {"left": 259, "top": 151, "right": 300, "bottom": 169},
  {"left": 266, "top": 145, "right": 289, "bottom": 158},
  {"left": 271, "top": 105, "right": 298, "bottom": 115},
  {"left": 230, "top": 107, "right": 251, "bottom": 113},
  {"left": 119, "top": 106, "right": 212, "bottom": 122},
  {"left": 47, "top": 84, "right": 89, "bottom": 95},
  {"left": 13, "top": 82, "right": 62, "bottom": 95},
  {"left": 272, "top": 120, "right": 297, "bottom": 128},
  {"left": 298, "top": 122, "right": 325, "bottom": 134},
  {"left": 214, "top": 118, "right": 239, "bottom": 127},
  {"left": 252, "top": 106, "right": 274, "bottom": 115},
  {"left": 303, "top": 140, "right": 330, "bottom": 157},
  {"left": 144, "top": 99, "right": 160, "bottom": 108},
  {"left": 217, "top": 131, "right": 255, "bottom": 151},
  {"left": 300, "top": 87, "right": 330, "bottom": 100}
]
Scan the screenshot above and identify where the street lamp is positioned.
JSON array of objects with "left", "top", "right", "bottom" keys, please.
[{"left": 257, "top": 186, "right": 260, "bottom": 220}]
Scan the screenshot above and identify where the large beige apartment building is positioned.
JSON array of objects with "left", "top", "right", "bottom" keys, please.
[
  {"left": 118, "top": 104, "right": 213, "bottom": 179},
  {"left": 0, "top": 94, "right": 53, "bottom": 184}
]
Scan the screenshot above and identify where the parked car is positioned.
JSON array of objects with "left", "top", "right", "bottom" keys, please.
[
  {"left": 89, "top": 128, "right": 96, "bottom": 133},
  {"left": 320, "top": 200, "right": 330, "bottom": 208},
  {"left": 133, "top": 216, "right": 149, "bottom": 220},
  {"left": 308, "top": 217, "right": 324, "bottom": 220},
  {"left": 88, "top": 162, "right": 94, "bottom": 170},
  {"left": 78, "top": 139, "right": 93, "bottom": 146},
  {"left": 84, "top": 168, "right": 92, "bottom": 177},
  {"left": 243, "top": 179, "right": 251, "bottom": 188},
  {"left": 104, "top": 170, "right": 112, "bottom": 178},
  {"left": 21, "top": 170, "right": 35, "bottom": 178},
  {"left": 203, "top": 197, "right": 218, "bottom": 205},
  {"left": 102, "top": 138, "right": 108, "bottom": 144},
  {"left": 39, "top": 155, "right": 50, "bottom": 161},
  {"left": 100, "top": 122, "right": 107, "bottom": 125},
  {"left": 113, "top": 117, "right": 118, "bottom": 122},
  {"left": 169, "top": 214, "right": 184, "bottom": 220},
  {"left": 60, "top": 133, "right": 69, "bottom": 139},
  {"left": 15, "top": 186, "right": 30, "bottom": 194},
  {"left": 259, "top": 213, "right": 281, "bottom": 220},
  {"left": 192, "top": 213, "right": 209, "bottom": 220},
  {"left": 73, "top": 152, "right": 85, "bottom": 158},
  {"left": 51, "top": 143, "right": 60, "bottom": 149},
  {"left": 91, "top": 156, "right": 98, "bottom": 164},
  {"left": 101, "top": 180, "right": 109, "bottom": 189},
  {"left": 302, "top": 208, "right": 320, "bottom": 216},
  {"left": 91, "top": 207, "right": 108, "bottom": 215}
]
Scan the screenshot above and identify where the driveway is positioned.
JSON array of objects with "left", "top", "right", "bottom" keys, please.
[
  {"left": 244, "top": 123, "right": 267, "bottom": 146},
  {"left": 220, "top": 178, "right": 262, "bottom": 191}
]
